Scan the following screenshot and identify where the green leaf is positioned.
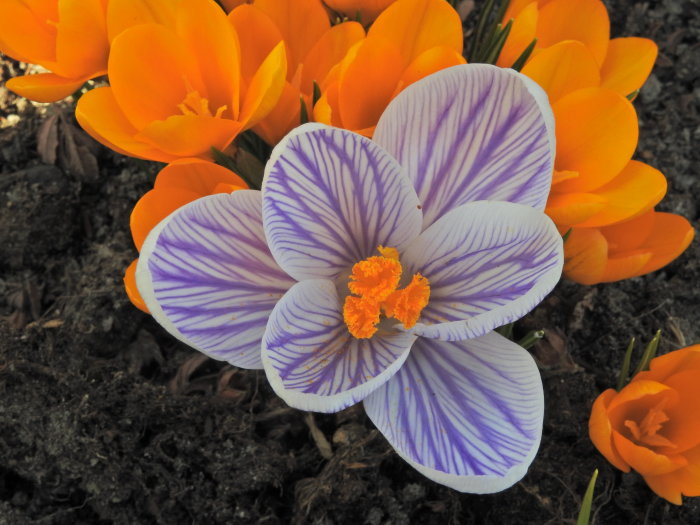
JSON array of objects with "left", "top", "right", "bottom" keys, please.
[
  {"left": 517, "top": 329, "right": 544, "bottom": 350},
  {"left": 576, "top": 469, "right": 599, "bottom": 525},
  {"left": 626, "top": 90, "right": 639, "bottom": 101},
  {"left": 495, "top": 323, "right": 514, "bottom": 340},
  {"left": 562, "top": 228, "right": 573, "bottom": 243},
  {"left": 300, "top": 97, "right": 309, "bottom": 125},
  {"left": 510, "top": 38, "right": 537, "bottom": 71},
  {"left": 632, "top": 330, "right": 662, "bottom": 377},
  {"left": 483, "top": 20, "right": 513, "bottom": 65},
  {"left": 616, "top": 337, "right": 636, "bottom": 391},
  {"left": 312, "top": 80, "right": 322, "bottom": 106}
]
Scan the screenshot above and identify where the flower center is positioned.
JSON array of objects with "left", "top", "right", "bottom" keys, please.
[
  {"left": 177, "top": 84, "right": 227, "bottom": 119},
  {"left": 343, "top": 246, "right": 430, "bottom": 339},
  {"left": 624, "top": 399, "right": 676, "bottom": 449}
]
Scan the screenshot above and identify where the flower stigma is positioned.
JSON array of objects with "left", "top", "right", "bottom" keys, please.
[
  {"left": 177, "top": 80, "right": 227, "bottom": 118},
  {"left": 343, "top": 246, "right": 430, "bottom": 339}
]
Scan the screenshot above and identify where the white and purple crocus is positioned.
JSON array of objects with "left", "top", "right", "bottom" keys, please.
[{"left": 136, "top": 64, "right": 564, "bottom": 493}]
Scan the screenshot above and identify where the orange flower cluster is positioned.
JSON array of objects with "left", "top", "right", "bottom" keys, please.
[
  {"left": 590, "top": 345, "right": 700, "bottom": 504},
  {"left": 1, "top": 0, "right": 693, "bottom": 304},
  {"left": 314, "top": 0, "right": 465, "bottom": 136},
  {"left": 0, "top": 0, "right": 110, "bottom": 102},
  {"left": 125, "top": 159, "right": 246, "bottom": 312},
  {"left": 498, "top": 0, "right": 694, "bottom": 284}
]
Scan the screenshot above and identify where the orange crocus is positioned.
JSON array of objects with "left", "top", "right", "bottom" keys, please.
[
  {"left": 590, "top": 345, "right": 700, "bottom": 504},
  {"left": 125, "top": 159, "right": 247, "bottom": 312},
  {"left": 75, "top": 0, "right": 287, "bottom": 162},
  {"left": 313, "top": 0, "right": 466, "bottom": 136},
  {"left": 323, "top": 0, "right": 397, "bottom": 22},
  {"left": 521, "top": 51, "right": 694, "bottom": 283},
  {"left": 229, "top": 0, "right": 365, "bottom": 144},
  {"left": 497, "top": 0, "right": 657, "bottom": 99},
  {"left": 0, "top": 0, "right": 110, "bottom": 102},
  {"left": 497, "top": 31, "right": 693, "bottom": 283}
]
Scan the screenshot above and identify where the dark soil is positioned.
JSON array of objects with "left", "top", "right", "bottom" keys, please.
[{"left": 1, "top": 1, "right": 699, "bottom": 523}]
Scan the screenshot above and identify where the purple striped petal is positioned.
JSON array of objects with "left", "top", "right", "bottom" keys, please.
[
  {"left": 262, "top": 123, "right": 422, "bottom": 281},
  {"left": 262, "top": 279, "right": 417, "bottom": 412},
  {"left": 402, "top": 201, "right": 563, "bottom": 341},
  {"left": 136, "top": 190, "right": 295, "bottom": 369},
  {"left": 364, "top": 332, "right": 543, "bottom": 493},
  {"left": 374, "top": 64, "right": 555, "bottom": 229}
]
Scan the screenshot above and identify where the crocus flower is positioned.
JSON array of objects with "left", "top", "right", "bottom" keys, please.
[
  {"left": 313, "top": 0, "right": 466, "bottom": 136},
  {"left": 228, "top": 0, "right": 364, "bottom": 144},
  {"left": 590, "top": 345, "right": 700, "bottom": 504},
  {"left": 124, "top": 159, "right": 246, "bottom": 312},
  {"left": 564, "top": 210, "right": 695, "bottom": 284},
  {"left": 0, "top": 0, "right": 110, "bottom": 102},
  {"left": 511, "top": 44, "right": 695, "bottom": 284},
  {"left": 323, "top": 0, "right": 397, "bottom": 22},
  {"left": 75, "top": 0, "right": 287, "bottom": 162},
  {"left": 135, "top": 64, "right": 565, "bottom": 491},
  {"left": 497, "top": 0, "right": 657, "bottom": 99}
]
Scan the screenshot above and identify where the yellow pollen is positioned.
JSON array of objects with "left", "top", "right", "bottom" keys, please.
[
  {"left": 377, "top": 245, "right": 399, "bottom": 260},
  {"left": 343, "top": 247, "right": 430, "bottom": 338}
]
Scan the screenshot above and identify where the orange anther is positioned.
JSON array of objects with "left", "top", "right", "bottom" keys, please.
[{"left": 343, "top": 247, "right": 430, "bottom": 338}]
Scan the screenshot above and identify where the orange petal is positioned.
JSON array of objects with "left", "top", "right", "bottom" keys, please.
[
  {"left": 598, "top": 251, "right": 652, "bottom": 283},
  {"left": 1, "top": 0, "right": 56, "bottom": 64},
  {"left": 589, "top": 389, "right": 631, "bottom": 472},
  {"left": 632, "top": 212, "right": 695, "bottom": 278},
  {"left": 6, "top": 73, "right": 86, "bottom": 103},
  {"left": 324, "top": 0, "right": 397, "bottom": 22},
  {"left": 301, "top": 21, "right": 366, "bottom": 97},
  {"left": 175, "top": 0, "right": 241, "bottom": 119},
  {"left": 600, "top": 37, "right": 658, "bottom": 97},
  {"left": 546, "top": 192, "right": 607, "bottom": 227},
  {"left": 252, "top": 82, "right": 302, "bottom": 145},
  {"left": 337, "top": 38, "right": 404, "bottom": 132},
  {"left": 137, "top": 114, "right": 243, "bottom": 158},
  {"left": 599, "top": 209, "right": 655, "bottom": 252},
  {"left": 644, "top": 457, "right": 700, "bottom": 505},
  {"left": 75, "top": 87, "right": 176, "bottom": 162},
  {"left": 106, "top": 0, "right": 178, "bottom": 42},
  {"left": 638, "top": 346, "right": 700, "bottom": 384},
  {"left": 228, "top": 5, "right": 283, "bottom": 83},
  {"left": 607, "top": 379, "right": 674, "bottom": 412},
  {"left": 521, "top": 40, "right": 600, "bottom": 102},
  {"left": 124, "top": 259, "right": 149, "bottom": 313},
  {"left": 239, "top": 41, "right": 288, "bottom": 128},
  {"left": 612, "top": 429, "right": 687, "bottom": 477},
  {"left": 154, "top": 159, "right": 247, "bottom": 193},
  {"left": 397, "top": 45, "right": 466, "bottom": 91},
  {"left": 552, "top": 88, "right": 638, "bottom": 193},
  {"left": 576, "top": 160, "right": 667, "bottom": 228},
  {"left": 551, "top": 169, "right": 579, "bottom": 185},
  {"left": 496, "top": 2, "right": 538, "bottom": 68},
  {"left": 658, "top": 371, "right": 700, "bottom": 454},
  {"left": 130, "top": 186, "right": 202, "bottom": 250},
  {"left": 562, "top": 227, "right": 607, "bottom": 284},
  {"left": 536, "top": 0, "right": 610, "bottom": 66},
  {"left": 368, "top": 0, "right": 463, "bottom": 66},
  {"left": 108, "top": 23, "right": 200, "bottom": 130},
  {"left": 53, "top": 0, "right": 109, "bottom": 79},
  {"left": 253, "top": 0, "right": 330, "bottom": 76}
]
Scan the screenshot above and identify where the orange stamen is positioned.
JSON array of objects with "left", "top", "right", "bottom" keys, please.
[
  {"left": 343, "top": 247, "right": 430, "bottom": 338},
  {"left": 382, "top": 274, "right": 430, "bottom": 329},
  {"left": 347, "top": 256, "right": 402, "bottom": 302},
  {"left": 343, "top": 296, "right": 381, "bottom": 339}
]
